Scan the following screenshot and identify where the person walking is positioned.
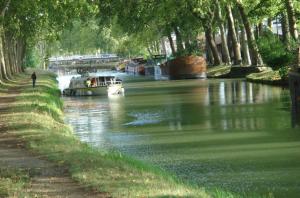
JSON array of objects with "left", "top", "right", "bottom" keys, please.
[{"left": 31, "top": 72, "right": 37, "bottom": 88}]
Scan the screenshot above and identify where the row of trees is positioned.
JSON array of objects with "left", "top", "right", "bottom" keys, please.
[
  {"left": 0, "top": 0, "right": 95, "bottom": 82},
  {"left": 0, "top": 0, "right": 299, "bottom": 82},
  {"left": 48, "top": 19, "right": 149, "bottom": 56},
  {"left": 94, "top": 0, "right": 299, "bottom": 67}
]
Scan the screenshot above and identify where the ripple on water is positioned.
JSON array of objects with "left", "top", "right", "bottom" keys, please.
[{"left": 124, "top": 111, "right": 166, "bottom": 126}]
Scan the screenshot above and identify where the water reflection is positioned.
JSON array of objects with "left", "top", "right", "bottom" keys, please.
[
  {"left": 290, "top": 79, "right": 300, "bottom": 128},
  {"left": 63, "top": 78, "right": 292, "bottom": 142},
  {"left": 210, "top": 80, "right": 283, "bottom": 106},
  {"left": 291, "top": 100, "right": 300, "bottom": 128},
  {"left": 61, "top": 76, "right": 299, "bottom": 197}
]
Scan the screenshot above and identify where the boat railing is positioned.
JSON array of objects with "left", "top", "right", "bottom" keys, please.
[
  {"left": 106, "top": 81, "right": 122, "bottom": 85},
  {"left": 94, "top": 80, "right": 122, "bottom": 87}
]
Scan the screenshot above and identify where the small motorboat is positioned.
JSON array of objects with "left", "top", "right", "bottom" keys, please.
[{"left": 63, "top": 74, "right": 124, "bottom": 96}]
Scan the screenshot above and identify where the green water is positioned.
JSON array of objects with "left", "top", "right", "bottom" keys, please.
[{"left": 63, "top": 76, "right": 300, "bottom": 197}]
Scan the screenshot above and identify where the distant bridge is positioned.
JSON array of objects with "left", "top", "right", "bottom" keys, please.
[{"left": 48, "top": 54, "right": 123, "bottom": 72}]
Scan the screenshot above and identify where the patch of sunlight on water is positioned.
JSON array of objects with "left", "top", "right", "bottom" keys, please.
[{"left": 60, "top": 73, "right": 300, "bottom": 197}]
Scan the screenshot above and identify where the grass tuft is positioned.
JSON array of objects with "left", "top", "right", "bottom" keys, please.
[
  {"left": 0, "top": 168, "right": 30, "bottom": 197},
  {"left": 246, "top": 70, "right": 288, "bottom": 86}
]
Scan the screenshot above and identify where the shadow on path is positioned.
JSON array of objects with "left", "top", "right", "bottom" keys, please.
[{"left": 0, "top": 78, "right": 110, "bottom": 198}]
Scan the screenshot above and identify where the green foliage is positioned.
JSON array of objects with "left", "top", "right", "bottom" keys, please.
[
  {"left": 278, "top": 66, "right": 290, "bottom": 79},
  {"left": 54, "top": 20, "right": 102, "bottom": 55},
  {"left": 1, "top": 0, "right": 97, "bottom": 76},
  {"left": 257, "top": 31, "right": 294, "bottom": 69},
  {"left": 2, "top": 0, "right": 298, "bottom": 71},
  {"left": 175, "top": 42, "right": 202, "bottom": 57},
  {"left": 49, "top": 18, "right": 150, "bottom": 57},
  {"left": 247, "top": 0, "right": 283, "bottom": 22},
  {"left": 295, "top": 1, "right": 300, "bottom": 22},
  {"left": 115, "top": 36, "right": 148, "bottom": 57},
  {"left": 95, "top": 0, "right": 203, "bottom": 57},
  {"left": 23, "top": 48, "right": 40, "bottom": 68}
]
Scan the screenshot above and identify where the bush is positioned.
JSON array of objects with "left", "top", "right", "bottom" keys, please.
[
  {"left": 278, "top": 66, "right": 290, "bottom": 79},
  {"left": 257, "top": 31, "right": 294, "bottom": 69}
]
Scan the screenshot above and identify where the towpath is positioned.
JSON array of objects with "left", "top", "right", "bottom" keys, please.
[{"left": 0, "top": 78, "right": 108, "bottom": 198}]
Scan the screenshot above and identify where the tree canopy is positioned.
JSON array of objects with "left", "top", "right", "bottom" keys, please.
[{"left": 0, "top": 0, "right": 299, "bottom": 81}]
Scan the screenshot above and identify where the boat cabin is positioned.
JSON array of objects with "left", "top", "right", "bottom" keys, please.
[{"left": 69, "top": 75, "right": 122, "bottom": 89}]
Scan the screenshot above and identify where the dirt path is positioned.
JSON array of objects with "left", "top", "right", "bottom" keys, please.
[{"left": 0, "top": 81, "right": 109, "bottom": 198}]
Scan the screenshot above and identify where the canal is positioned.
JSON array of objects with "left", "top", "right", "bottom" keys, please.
[{"left": 59, "top": 72, "right": 300, "bottom": 197}]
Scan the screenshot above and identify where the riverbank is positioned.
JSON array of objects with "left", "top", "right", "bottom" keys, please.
[
  {"left": 207, "top": 65, "right": 271, "bottom": 78},
  {"left": 246, "top": 70, "right": 289, "bottom": 86},
  {"left": 0, "top": 69, "right": 212, "bottom": 197},
  {"left": 206, "top": 65, "right": 231, "bottom": 78},
  {"left": 207, "top": 65, "right": 288, "bottom": 86}
]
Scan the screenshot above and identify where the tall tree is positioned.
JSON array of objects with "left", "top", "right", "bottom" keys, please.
[
  {"left": 0, "top": 0, "right": 11, "bottom": 80},
  {"left": 0, "top": 0, "right": 95, "bottom": 82},
  {"left": 167, "top": 32, "right": 176, "bottom": 55},
  {"left": 187, "top": 0, "right": 222, "bottom": 65},
  {"left": 281, "top": 12, "right": 291, "bottom": 46},
  {"left": 226, "top": 4, "right": 242, "bottom": 65},
  {"left": 284, "top": 0, "right": 299, "bottom": 40},
  {"left": 174, "top": 26, "right": 184, "bottom": 53},
  {"left": 215, "top": 0, "right": 231, "bottom": 65},
  {"left": 236, "top": 0, "right": 264, "bottom": 66},
  {"left": 205, "top": 26, "right": 222, "bottom": 65},
  {"left": 241, "top": 25, "right": 252, "bottom": 65}
]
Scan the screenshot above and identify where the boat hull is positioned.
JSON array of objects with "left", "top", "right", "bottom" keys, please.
[
  {"left": 63, "top": 84, "right": 125, "bottom": 96},
  {"left": 160, "top": 56, "right": 207, "bottom": 80},
  {"left": 63, "top": 86, "right": 107, "bottom": 96}
]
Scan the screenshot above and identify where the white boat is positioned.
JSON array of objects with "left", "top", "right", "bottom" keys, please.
[{"left": 63, "top": 74, "right": 124, "bottom": 96}]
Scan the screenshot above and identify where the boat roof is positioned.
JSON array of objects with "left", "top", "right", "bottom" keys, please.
[{"left": 80, "top": 73, "right": 116, "bottom": 78}]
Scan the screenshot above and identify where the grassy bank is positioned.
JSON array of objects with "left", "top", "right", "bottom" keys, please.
[
  {"left": 207, "top": 65, "right": 231, "bottom": 78},
  {"left": 207, "top": 65, "right": 289, "bottom": 87},
  {"left": 246, "top": 70, "right": 288, "bottom": 86},
  {"left": 0, "top": 70, "right": 212, "bottom": 197}
]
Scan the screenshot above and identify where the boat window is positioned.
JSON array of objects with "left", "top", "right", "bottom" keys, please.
[{"left": 91, "top": 78, "right": 97, "bottom": 87}]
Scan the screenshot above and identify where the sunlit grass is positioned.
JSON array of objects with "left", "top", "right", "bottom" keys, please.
[
  {"left": 247, "top": 70, "right": 281, "bottom": 81},
  {"left": 207, "top": 65, "right": 231, "bottom": 77},
  {"left": 246, "top": 70, "right": 287, "bottom": 86},
  {"left": 0, "top": 168, "right": 30, "bottom": 197}
]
